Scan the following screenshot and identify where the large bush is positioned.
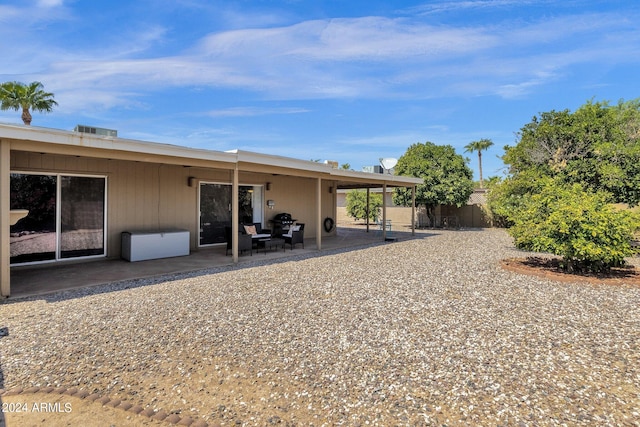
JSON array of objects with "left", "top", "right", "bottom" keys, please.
[
  {"left": 346, "top": 190, "right": 382, "bottom": 222},
  {"left": 508, "top": 177, "right": 639, "bottom": 273}
]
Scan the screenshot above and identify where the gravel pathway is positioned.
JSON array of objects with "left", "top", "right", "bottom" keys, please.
[{"left": 1, "top": 229, "right": 639, "bottom": 426}]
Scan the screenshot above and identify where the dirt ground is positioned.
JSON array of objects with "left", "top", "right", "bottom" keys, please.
[
  {"left": 501, "top": 256, "right": 640, "bottom": 286},
  {"left": 1, "top": 392, "right": 167, "bottom": 427},
  {"left": 2, "top": 249, "right": 638, "bottom": 426}
]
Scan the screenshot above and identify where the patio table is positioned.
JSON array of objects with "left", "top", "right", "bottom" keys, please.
[{"left": 261, "top": 237, "right": 285, "bottom": 254}]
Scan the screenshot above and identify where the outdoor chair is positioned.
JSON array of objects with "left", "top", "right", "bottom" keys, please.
[
  {"left": 284, "top": 223, "right": 305, "bottom": 249},
  {"left": 242, "top": 223, "right": 272, "bottom": 250},
  {"left": 225, "top": 226, "right": 253, "bottom": 256},
  {"left": 242, "top": 222, "right": 272, "bottom": 236}
]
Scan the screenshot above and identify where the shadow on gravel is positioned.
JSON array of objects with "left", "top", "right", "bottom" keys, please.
[{"left": 5, "top": 233, "right": 439, "bottom": 305}]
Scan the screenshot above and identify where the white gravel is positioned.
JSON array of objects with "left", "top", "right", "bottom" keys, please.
[{"left": 1, "top": 228, "right": 639, "bottom": 426}]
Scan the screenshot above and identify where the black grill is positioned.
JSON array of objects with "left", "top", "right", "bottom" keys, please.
[{"left": 271, "top": 213, "right": 296, "bottom": 236}]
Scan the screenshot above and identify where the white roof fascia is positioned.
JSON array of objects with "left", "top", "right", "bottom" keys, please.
[
  {"left": 234, "top": 149, "right": 331, "bottom": 173},
  {"left": 1, "top": 123, "right": 421, "bottom": 186},
  {"left": 235, "top": 150, "right": 421, "bottom": 186},
  {"left": 329, "top": 168, "right": 423, "bottom": 186},
  {"left": 0, "top": 123, "right": 237, "bottom": 164}
]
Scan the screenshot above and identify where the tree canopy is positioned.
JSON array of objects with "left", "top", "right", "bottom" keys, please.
[
  {"left": 502, "top": 99, "right": 640, "bottom": 206},
  {"left": 345, "top": 190, "right": 382, "bottom": 222},
  {"left": 393, "top": 142, "right": 474, "bottom": 225},
  {"left": 0, "top": 81, "right": 58, "bottom": 125}
]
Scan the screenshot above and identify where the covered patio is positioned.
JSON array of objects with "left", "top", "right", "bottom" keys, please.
[
  {"left": 1, "top": 123, "right": 422, "bottom": 298},
  {"left": 7, "top": 226, "right": 418, "bottom": 299}
]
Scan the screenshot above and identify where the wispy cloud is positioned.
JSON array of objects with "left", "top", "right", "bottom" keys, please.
[
  {"left": 406, "top": 0, "right": 549, "bottom": 15},
  {"left": 37, "top": 0, "right": 64, "bottom": 7},
  {"left": 206, "top": 107, "right": 310, "bottom": 117},
  {"left": 3, "top": 3, "right": 639, "bottom": 114}
]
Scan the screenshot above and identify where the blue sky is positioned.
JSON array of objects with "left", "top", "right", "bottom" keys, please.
[{"left": 1, "top": 0, "right": 639, "bottom": 180}]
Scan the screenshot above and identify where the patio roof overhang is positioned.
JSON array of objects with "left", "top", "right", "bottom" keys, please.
[
  {"left": 231, "top": 149, "right": 422, "bottom": 189},
  {"left": 1, "top": 123, "right": 419, "bottom": 297},
  {"left": 0, "top": 123, "right": 421, "bottom": 189}
]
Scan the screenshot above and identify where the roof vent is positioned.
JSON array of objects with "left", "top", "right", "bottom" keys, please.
[
  {"left": 362, "top": 165, "right": 384, "bottom": 174},
  {"left": 74, "top": 125, "right": 117, "bottom": 137},
  {"left": 323, "top": 160, "right": 339, "bottom": 169}
]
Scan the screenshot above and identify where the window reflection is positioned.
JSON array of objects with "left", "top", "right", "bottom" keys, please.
[
  {"left": 10, "top": 173, "right": 106, "bottom": 264},
  {"left": 60, "top": 176, "right": 105, "bottom": 258},
  {"left": 200, "top": 183, "right": 232, "bottom": 245},
  {"left": 10, "top": 174, "right": 57, "bottom": 263}
]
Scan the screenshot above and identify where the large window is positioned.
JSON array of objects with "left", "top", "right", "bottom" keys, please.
[{"left": 10, "top": 173, "right": 107, "bottom": 264}]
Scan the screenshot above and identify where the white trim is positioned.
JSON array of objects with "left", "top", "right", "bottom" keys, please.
[
  {"left": 55, "top": 172, "right": 61, "bottom": 260},
  {"left": 1, "top": 123, "right": 422, "bottom": 187},
  {"left": 1, "top": 122, "right": 237, "bottom": 165}
]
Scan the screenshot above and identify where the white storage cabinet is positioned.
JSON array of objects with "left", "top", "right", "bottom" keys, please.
[{"left": 121, "top": 229, "right": 190, "bottom": 262}]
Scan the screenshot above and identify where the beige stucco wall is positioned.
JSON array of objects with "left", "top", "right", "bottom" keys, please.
[
  {"left": 10, "top": 151, "right": 336, "bottom": 259},
  {"left": 337, "top": 206, "right": 415, "bottom": 230},
  {"left": 338, "top": 205, "right": 491, "bottom": 229},
  {"left": 261, "top": 174, "right": 336, "bottom": 235},
  {"left": 437, "top": 204, "right": 492, "bottom": 228},
  {"left": 337, "top": 189, "right": 492, "bottom": 229}
]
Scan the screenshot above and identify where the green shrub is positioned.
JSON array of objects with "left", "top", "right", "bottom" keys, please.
[
  {"left": 345, "top": 190, "right": 382, "bottom": 222},
  {"left": 485, "top": 170, "right": 548, "bottom": 228},
  {"left": 508, "top": 177, "right": 640, "bottom": 273}
]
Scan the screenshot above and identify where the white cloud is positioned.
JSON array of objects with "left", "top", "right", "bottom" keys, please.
[
  {"left": 4, "top": 6, "right": 640, "bottom": 113},
  {"left": 405, "top": 0, "right": 559, "bottom": 15},
  {"left": 205, "top": 107, "right": 310, "bottom": 117},
  {"left": 196, "top": 17, "right": 495, "bottom": 62},
  {"left": 37, "top": 0, "right": 64, "bottom": 7}
]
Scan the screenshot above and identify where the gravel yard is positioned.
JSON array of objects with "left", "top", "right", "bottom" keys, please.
[{"left": 1, "top": 228, "right": 639, "bottom": 426}]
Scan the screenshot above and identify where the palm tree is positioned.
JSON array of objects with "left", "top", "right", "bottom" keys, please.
[
  {"left": 0, "top": 81, "right": 58, "bottom": 125},
  {"left": 464, "top": 138, "right": 494, "bottom": 188}
]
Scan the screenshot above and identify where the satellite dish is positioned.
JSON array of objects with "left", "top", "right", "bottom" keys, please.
[{"left": 379, "top": 157, "right": 398, "bottom": 173}]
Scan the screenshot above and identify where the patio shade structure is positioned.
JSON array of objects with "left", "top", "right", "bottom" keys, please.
[{"left": 0, "top": 122, "right": 421, "bottom": 297}]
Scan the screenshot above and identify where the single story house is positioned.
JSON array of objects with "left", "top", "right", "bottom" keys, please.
[{"left": 0, "top": 123, "right": 421, "bottom": 297}]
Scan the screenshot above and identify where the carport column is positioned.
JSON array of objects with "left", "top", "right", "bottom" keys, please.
[
  {"left": 1, "top": 140, "right": 10, "bottom": 297},
  {"left": 382, "top": 183, "right": 387, "bottom": 241},
  {"left": 232, "top": 165, "right": 239, "bottom": 263},
  {"left": 366, "top": 188, "right": 370, "bottom": 233},
  {"left": 411, "top": 185, "right": 416, "bottom": 236},
  {"left": 316, "top": 177, "right": 322, "bottom": 250}
]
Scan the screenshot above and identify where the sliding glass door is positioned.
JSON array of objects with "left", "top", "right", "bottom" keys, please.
[
  {"left": 199, "top": 183, "right": 232, "bottom": 246},
  {"left": 199, "top": 183, "right": 264, "bottom": 247},
  {"left": 9, "top": 174, "right": 57, "bottom": 263},
  {"left": 60, "top": 176, "right": 106, "bottom": 259},
  {"left": 10, "top": 172, "right": 107, "bottom": 264}
]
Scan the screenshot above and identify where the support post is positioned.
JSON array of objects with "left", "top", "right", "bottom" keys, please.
[
  {"left": 232, "top": 165, "right": 239, "bottom": 263},
  {"left": 316, "top": 178, "right": 322, "bottom": 250},
  {"left": 366, "top": 188, "right": 370, "bottom": 233},
  {"left": 411, "top": 185, "right": 416, "bottom": 236},
  {"left": 1, "top": 140, "right": 10, "bottom": 297},
  {"left": 382, "top": 183, "right": 387, "bottom": 241}
]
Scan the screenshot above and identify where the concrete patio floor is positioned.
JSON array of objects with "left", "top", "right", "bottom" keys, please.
[{"left": 7, "top": 226, "right": 416, "bottom": 299}]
